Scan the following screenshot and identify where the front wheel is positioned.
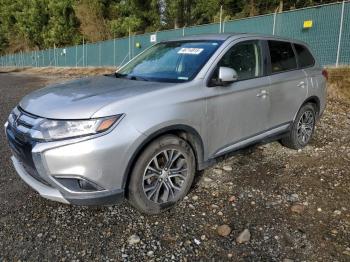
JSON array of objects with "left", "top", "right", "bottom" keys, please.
[
  {"left": 281, "top": 103, "right": 316, "bottom": 150},
  {"left": 127, "top": 135, "right": 196, "bottom": 214}
]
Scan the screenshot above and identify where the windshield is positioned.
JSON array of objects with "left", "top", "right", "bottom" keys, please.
[{"left": 117, "top": 40, "right": 223, "bottom": 83}]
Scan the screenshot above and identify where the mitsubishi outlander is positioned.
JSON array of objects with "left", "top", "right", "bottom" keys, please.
[{"left": 5, "top": 34, "right": 327, "bottom": 214}]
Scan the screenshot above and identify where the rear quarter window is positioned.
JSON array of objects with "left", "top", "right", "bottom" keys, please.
[
  {"left": 294, "top": 43, "right": 315, "bottom": 68},
  {"left": 268, "top": 40, "right": 297, "bottom": 73}
]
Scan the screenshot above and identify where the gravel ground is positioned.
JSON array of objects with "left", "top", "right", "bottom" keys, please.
[{"left": 0, "top": 72, "right": 349, "bottom": 261}]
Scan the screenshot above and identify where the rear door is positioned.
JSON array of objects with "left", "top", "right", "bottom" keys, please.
[
  {"left": 267, "top": 40, "right": 308, "bottom": 128},
  {"left": 294, "top": 43, "right": 326, "bottom": 114}
]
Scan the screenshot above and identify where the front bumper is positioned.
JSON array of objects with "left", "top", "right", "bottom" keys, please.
[
  {"left": 9, "top": 146, "right": 126, "bottom": 206},
  {"left": 11, "top": 155, "right": 69, "bottom": 204},
  {"left": 12, "top": 155, "right": 124, "bottom": 205},
  {"left": 5, "top": 111, "right": 146, "bottom": 206}
]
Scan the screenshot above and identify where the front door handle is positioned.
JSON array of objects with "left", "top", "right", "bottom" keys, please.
[
  {"left": 297, "top": 81, "right": 306, "bottom": 88},
  {"left": 257, "top": 90, "right": 269, "bottom": 97}
]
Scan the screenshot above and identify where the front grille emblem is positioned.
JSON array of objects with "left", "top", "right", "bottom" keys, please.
[{"left": 14, "top": 113, "right": 21, "bottom": 127}]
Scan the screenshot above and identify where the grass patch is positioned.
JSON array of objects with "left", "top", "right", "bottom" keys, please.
[{"left": 327, "top": 67, "right": 350, "bottom": 102}]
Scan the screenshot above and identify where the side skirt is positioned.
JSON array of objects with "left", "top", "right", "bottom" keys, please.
[{"left": 199, "top": 123, "right": 291, "bottom": 170}]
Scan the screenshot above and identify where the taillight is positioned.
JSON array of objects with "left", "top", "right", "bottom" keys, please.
[{"left": 322, "top": 69, "right": 328, "bottom": 81}]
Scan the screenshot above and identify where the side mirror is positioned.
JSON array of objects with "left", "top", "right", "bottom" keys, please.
[{"left": 218, "top": 67, "right": 238, "bottom": 84}]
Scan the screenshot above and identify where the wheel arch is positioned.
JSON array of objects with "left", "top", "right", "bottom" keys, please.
[
  {"left": 293, "top": 96, "right": 321, "bottom": 122},
  {"left": 122, "top": 124, "right": 205, "bottom": 190},
  {"left": 303, "top": 96, "right": 320, "bottom": 116}
]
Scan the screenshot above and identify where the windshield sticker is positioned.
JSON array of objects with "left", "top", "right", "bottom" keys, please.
[
  {"left": 178, "top": 76, "right": 189, "bottom": 80},
  {"left": 178, "top": 48, "right": 204, "bottom": 55}
]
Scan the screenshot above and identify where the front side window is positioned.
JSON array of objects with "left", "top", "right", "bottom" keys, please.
[
  {"left": 117, "top": 40, "right": 222, "bottom": 83},
  {"left": 268, "top": 40, "right": 297, "bottom": 73},
  {"left": 294, "top": 43, "right": 315, "bottom": 68},
  {"left": 211, "top": 40, "right": 263, "bottom": 83}
]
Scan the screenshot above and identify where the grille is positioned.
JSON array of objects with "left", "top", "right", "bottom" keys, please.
[
  {"left": 6, "top": 108, "right": 51, "bottom": 187},
  {"left": 8, "top": 107, "right": 41, "bottom": 140}
]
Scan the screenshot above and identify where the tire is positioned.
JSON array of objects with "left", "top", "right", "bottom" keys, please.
[
  {"left": 281, "top": 103, "right": 316, "bottom": 150},
  {"left": 127, "top": 135, "right": 196, "bottom": 214}
]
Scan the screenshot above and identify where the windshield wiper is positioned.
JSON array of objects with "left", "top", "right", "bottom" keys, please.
[
  {"left": 115, "top": 72, "right": 128, "bottom": 78},
  {"left": 129, "top": 75, "right": 149, "bottom": 81},
  {"left": 115, "top": 72, "right": 149, "bottom": 81}
]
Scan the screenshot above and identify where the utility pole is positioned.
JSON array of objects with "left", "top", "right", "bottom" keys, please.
[
  {"left": 82, "top": 37, "right": 85, "bottom": 67},
  {"left": 53, "top": 45, "right": 56, "bottom": 67},
  {"left": 113, "top": 33, "right": 116, "bottom": 67},
  {"left": 219, "top": 5, "right": 223, "bottom": 33},
  {"left": 128, "top": 27, "right": 131, "bottom": 61},
  {"left": 336, "top": 0, "right": 345, "bottom": 67}
]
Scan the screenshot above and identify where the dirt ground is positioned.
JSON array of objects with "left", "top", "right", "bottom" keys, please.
[{"left": 0, "top": 68, "right": 349, "bottom": 261}]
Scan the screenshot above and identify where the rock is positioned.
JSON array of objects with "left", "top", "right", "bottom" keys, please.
[
  {"left": 223, "top": 165, "right": 233, "bottom": 171},
  {"left": 128, "top": 234, "right": 141, "bottom": 245},
  {"left": 228, "top": 196, "right": 236, "bottom": 202},
  {"left": 217, "top": 225, "right": 231, "bottom": 236},
  {"left": 283, "top": 259, "right": 294, "bottom": 262},
  {"left": 203, "top": 177, "right": 213, "bottom": 183},
  {"left": 236, "top": 229, "right": 251, "bottom": 244},
  {"left": 211, "top": 204, "right": 219, "bottom": 209},
  {"left": 334, "top": 210, "right": 341, "bottom": 215},
  {"left": 147, "top": 251, "right": 154, "bottom": 257},
  {"left": 287, "top": 194, "right": 299, "bottom": 202},
  {"left": 317, "top": 208, "right": 322, "bottom": 212},
  {"left": 194, "top": 238, "right": 201, "bottom": 245},
  {"left": 192, "top": 195, "right": 199, "bottom": 201},
  {"left": 213, "top": 168, "right": 223, "bottom": 175},
  {"left": 217, "top": 211, "right": 223, "bottom": 216},
  {"left": 200, "top": 235, "right": 206, "bottom": 240},
  {"left": 189, "top": 204, "right": 195, "bottom": 209},
  {"left": 266, "top": 201, "right": 281, "bottom": 208},
  {"left": 291, "top": 204, "right": 305, "bottom": 214},
  {"left": 37, "top": 233, "right": 43, "bottom": 238},
  {"left": 185, "top": 240, "right": 191, "bottom": 246}
]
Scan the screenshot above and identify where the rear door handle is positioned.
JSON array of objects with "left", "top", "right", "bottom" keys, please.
[
  {"left": 257, "top": 90, "right": 269, "bottom": 97},
  {"left": 297, "top": 81, "right": 306, "bottom": 88}
]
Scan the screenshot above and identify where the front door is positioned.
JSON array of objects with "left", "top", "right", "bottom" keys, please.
[{"left": 204, "top": 40, "right": 270, "bottom": 157}]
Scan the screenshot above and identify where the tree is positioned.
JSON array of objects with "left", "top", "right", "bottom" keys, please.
[
  {"left": 74, "top": 0, "right": 109, "bottom": 42},
  {"left": 0, "top": 28, "right": 9, "bottom": 54},
  {"left": 43, "top": 0, "right": 81, "bottom": 47},
  {"left": 0, "top": 0, "right": 340, "bottom": 55}
]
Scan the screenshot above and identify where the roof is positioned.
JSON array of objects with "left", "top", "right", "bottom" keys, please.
[{"left": 164, "top": 33, "right": 308, "bottom": 46}]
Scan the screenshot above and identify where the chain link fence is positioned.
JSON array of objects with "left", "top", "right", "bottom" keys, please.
[{"left": 0, "top": 1, "right": 349, "bottom": 68}]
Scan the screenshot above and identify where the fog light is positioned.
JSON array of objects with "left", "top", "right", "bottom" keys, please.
[
  {"left": 54, "top": 176, "right": 104, "bottom": 192},
  {"left": 78, "top": 179, "right": 100, "bottom": 191}
]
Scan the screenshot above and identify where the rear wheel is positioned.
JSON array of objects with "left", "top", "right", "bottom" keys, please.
[
  {"left": 281, "top": 103, "right": 316, "bottom": 150},
  {"left": 127, "top": 135, "right": 196, "bottom": 214}
]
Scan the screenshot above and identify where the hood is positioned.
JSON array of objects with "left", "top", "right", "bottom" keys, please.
[{"left": 19, "top": 75, "right": 174, "bottom": 119}]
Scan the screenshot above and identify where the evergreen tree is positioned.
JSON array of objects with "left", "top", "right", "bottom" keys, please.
[{"left": 0, "top": 0, "right": 340, "bottom": 54}]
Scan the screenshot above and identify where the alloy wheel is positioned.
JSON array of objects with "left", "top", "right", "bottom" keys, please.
[
  {"left": 142, "top": 149, "right": 188, "bottom": 204},
  {"left": 297, "top": 110, "right": 315, "bottom": 145}
]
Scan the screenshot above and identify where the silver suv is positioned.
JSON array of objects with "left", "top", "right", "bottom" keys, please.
[{"left": 5, "top": 34, "right": 327, "bottom": 214}]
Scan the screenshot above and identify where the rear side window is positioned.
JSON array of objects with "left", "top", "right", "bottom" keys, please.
[
  {"left": 268, "top": 40, "right": 297, "bottom": 73},
  {"left": 294, "top": 43, "right": 315, "bottom": 68}
]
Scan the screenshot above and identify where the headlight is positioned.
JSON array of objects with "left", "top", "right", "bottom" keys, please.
[{"left": 31, "top": 115, "right": 123, "bottom": 141}]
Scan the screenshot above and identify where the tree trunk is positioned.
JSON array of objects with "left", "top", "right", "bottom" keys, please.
[
  {"left": 279, "top": 0, "right": 284, "bottom": 13},
  {"left": 249, "top": 0, "right": 257, "bottom": 17}
]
